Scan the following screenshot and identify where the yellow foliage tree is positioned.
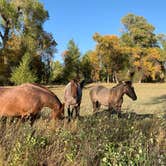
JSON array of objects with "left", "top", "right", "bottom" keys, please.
[
  {"left": 93, "top": 33, "right": 129, "bottom": 82},
  {"left": 131, "top": 47, "right": 162, "bottom": 82},
  {"left": 88, "top": 51, "right": 100, "bottom": 81}
]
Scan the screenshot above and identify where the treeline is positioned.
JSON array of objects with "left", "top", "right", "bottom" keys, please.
[
  {"left": 57, "top": 14, "right": 166, "bottom": 83},
  {"left": 0, "top": 0, "right": 56, "bottom": 85},
  {"left": 1, "top": 1, "right": 166, "bottom": 85}
]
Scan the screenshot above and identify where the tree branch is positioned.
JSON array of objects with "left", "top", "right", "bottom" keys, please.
[{"left": 0, "top": 31, "right": 3, "bottom": 40}]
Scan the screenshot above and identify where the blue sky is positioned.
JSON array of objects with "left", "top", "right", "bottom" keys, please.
[{"left": 40, "top": 0, "right": 166, "bottom": 62}]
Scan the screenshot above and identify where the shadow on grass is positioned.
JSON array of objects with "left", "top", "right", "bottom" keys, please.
[
  {"left": 78, "top": 109, "right": 155, "bottom": 122},
  {"left": 143, "top": 95, "right": 166, "bottom": 105},
  {"left": 0, "top": 108, "right": 163, "bottom": 129}
]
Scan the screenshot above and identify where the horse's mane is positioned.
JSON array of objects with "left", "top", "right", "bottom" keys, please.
[
  {"left": 112, "top": 81, "right": 132, "bottom": 89},
  {"left": 29, "top": 83, "right": 56, "bottom": 96},
  {"left": 112, "top": 82, "right": 123, "bottom": 89}
]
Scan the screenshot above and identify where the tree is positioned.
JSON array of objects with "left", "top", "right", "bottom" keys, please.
[
  {"left": 157, "top": 34, "right": 166, "bottom": 60},
  {"left": 121, "top": 14, "right": 162, "bottom": 82},
  {"left": 131, "top": 47, "right": 162, "bottom": 82},
  {"left": 121, "top": 13, "right": 157, "bottom": 48},
  {"left": 0, "top": 0, "right": 57, "bottom": 84},
  {"left": 49, "top": 60, "right": 63, "bottom": 83},
  {"left": 62, "top": 39, "right": 81, "bottom": 81},
  {"left": 87, "top": 51, "right": 100, "bottom": 82},
  {"left": 81, "top": 51, "right": 93, "bottom": 82},
  {"left": 93, "top": 33, "right": 129, "bottom": 82},
  {"left": 10, "top": 53, "right": 37, "bottom": 85}
]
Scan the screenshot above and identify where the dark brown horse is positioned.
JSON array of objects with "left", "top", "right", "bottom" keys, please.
[
  {"left": 89, "top": 81, "right": 137, "bottom": 113},
  {"left": 0, "top": 83, "right": 64, "bottom": 122},
  {"left": 64, "top": 79, "right": 84, "bottom": 121}
]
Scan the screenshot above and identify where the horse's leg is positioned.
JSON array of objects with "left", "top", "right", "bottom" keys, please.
[
  {"left": 21, "top": 116, "right": 27, "bottom": 123},
  {"left": 75, "top": 103, "right": 81, "bottom": 118},
  {"left": 29, "top": 113, "right": 39, "bottom": 126},
  {"left": 96, "top": 101, "right": 101, "bottom": 111},
  {"left": 108, "top": 103, "right": 114, "bottom": 113},
  {"left": 71, "top": 107, "right": 75, "bottom": 119},
  {"left": 93, "top": 101, "right": 97, "bottom": 112},
  {"left": 67, "top": 106, "right": 71, "bottom": 122},
  {"left": 117, "top": 106, "right": 122, "bottom": 117}
]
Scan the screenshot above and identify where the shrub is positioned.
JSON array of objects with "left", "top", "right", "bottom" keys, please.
[{"left": 10, "top": 53, "right": 37, "bottom": 85}]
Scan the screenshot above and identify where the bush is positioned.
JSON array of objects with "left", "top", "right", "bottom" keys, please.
[{"left": 10, "top": 53, "right": 37, "bottom": 85}]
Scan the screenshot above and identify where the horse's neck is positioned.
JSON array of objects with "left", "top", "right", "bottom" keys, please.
[
  {"left": 113, "top": 85, "right": 124, "bottom": 100},
  {"left": 42, "top": 94, "right": 61, "bottom": 110}
]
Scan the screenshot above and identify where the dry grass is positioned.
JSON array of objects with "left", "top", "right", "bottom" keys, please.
[
  {"left": 48, "top": 83, "right": 166, "bottom": 116},
  {"left": 0, "top": 83, "right": 165, "bottom": 165}
]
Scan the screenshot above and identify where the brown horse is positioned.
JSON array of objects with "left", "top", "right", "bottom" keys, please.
[
  {"left": 89, "top": 81, "right": 137, "bottom": 113},
  {"left": 64, "top": 79, "right": 84, "bottom": 121},
  {"left": 0, "top": 83, "right": 64, "bottom": 122}
]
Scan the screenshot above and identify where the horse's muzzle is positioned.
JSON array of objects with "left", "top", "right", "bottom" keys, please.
[{"left": 133, "top": 96, "right": 137, "bottom": 100}]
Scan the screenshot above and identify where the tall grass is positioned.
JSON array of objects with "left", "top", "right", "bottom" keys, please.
[{"left": 0, "top": 83, "right": 166, "bottom": 165}]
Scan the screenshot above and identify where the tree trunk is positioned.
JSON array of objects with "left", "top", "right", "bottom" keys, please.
[
  {"left": 113, "top": 71, "right": 119, "bottom": 83},
  {"left": 106, "top": 74, "right": 109, "bottom": 83}
]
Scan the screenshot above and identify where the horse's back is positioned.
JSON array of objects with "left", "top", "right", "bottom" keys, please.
[
  {"left": 89, "top": 85, "right": 110, "bottom": 105},
  {"left": 0, "top": 84, "right": 58, "bottom": 117},
  {"left": 0, "top": 85, "right": 41, "bottom": 115}
]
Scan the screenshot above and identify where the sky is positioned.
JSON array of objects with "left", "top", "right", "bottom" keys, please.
[{"left": 40, "top": 0, "right": 166, "bottom": 62}]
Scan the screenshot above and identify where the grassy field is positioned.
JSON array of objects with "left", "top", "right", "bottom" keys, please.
[
  {"left": 0, "top": 83, "right": 165, "bottom": 166},
  {"left": 50, "top": 83, "right": 166, "bottom": 116}
]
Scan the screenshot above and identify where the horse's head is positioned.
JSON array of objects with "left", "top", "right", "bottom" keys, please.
[
  {"left": 122, "top": 81, "right": 137, "bottom": 100},
  {"left": 64, "top": 79, "right": 83, "bottom": 106},
  {"left": 70, "top": 79, "right": 79, "bottom": 99},
  {"left": 56, "top": 103, "right": 65, "bottom": 120}
]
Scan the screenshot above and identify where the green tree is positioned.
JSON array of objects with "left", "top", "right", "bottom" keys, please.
[
  {"left": 121, "top": 13, "right": 157, "bottom": 48},
  {"left": 62, "top": 39, "right": 81, "bottom": 81},
  {"left": 10, "top": 53, "right": 37, "bottom": 85},
  {"left": 0, "top": 0, "right": 57, "bottom": 84},
  {"left": 81, "top": 51, "right": 93, "bottom": 82},
  {"left": 49, "top": 60, "right": 63, "bottom": 83},
  {"left": 157, "top": 34, "right": 166, "bottom": 59}
]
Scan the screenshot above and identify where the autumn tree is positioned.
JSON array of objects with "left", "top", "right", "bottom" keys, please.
[
  {"left": 131, "top": 47, "right": 162, "bottom": 82},
  {"left": 121, "top": 13, "right": 162, "bottom": 82},
  {"left": 93, "top": 33, "right": 129, "bottom": 82}
]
